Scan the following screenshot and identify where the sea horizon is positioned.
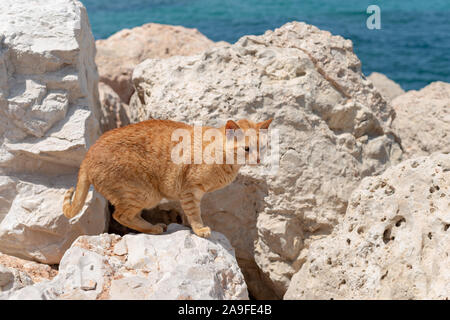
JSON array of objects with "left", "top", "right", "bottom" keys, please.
[{"left": 82, "top": 0, "right": 450, "bottom": 91}]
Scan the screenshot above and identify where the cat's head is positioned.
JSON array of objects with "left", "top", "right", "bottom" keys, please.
[{"left": 223, "top": 118, "right": 273, "bottom": 166}]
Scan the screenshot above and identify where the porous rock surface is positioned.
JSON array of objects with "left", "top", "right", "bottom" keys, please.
[
  {"left": 131, "top": 21, "right": 403, "bottom": 298},
  {"left": 3, "top": 224, "right": 249, "bottom": 300},
  {"left": 285, "top": 153, "right": 450, "bottom": 300},
  {"left": 96, "top": 23, "right": 220, "bottom": 104},
  {"left": 391, "top": 81, "right": 450, "bottom": 159},
  {"left": 367, "top": 72, "right": 405, "bottom": 102},
  {"left": 0, "top": 0, "right": 108, "bottom": 264}
]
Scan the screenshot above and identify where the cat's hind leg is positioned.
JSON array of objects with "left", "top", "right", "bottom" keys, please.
[
  {"left": 112, "top": 204, "right": 166, "bottom": 234},
  {"left": 109, "top": 184, "right": 167, "bottom": 234},
  {"left": 113, "top": 188, "right": 167, "bottom": 234}
]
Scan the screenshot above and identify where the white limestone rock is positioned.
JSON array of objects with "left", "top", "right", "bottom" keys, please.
[
  {"left": 367, "top": 72, "right": 405, "bottom": 102},
  {"left": 391, "top": 81, "right": 450, "bottom": 159},
  {"left": 130, "top": 21, "right": 402, "bottom": 298},
  {"left": 0, "top": 251, "right": 58, "bottom": 299},
  {"left": 285, "top": 153, "right": 450, "bottom": 300},
  {"left": 5, "top": 224, "right": 249, "bottom": 300},
  {"left": 0, "top": 0, "right": 108, "bottom": 264},
  {"left": 0, "top": 265, "right": 33, "bottom": 298},
  {"left": 0, "top": 252, "right": 57, "bottom": 283},
  {"left": 96, "top": 22, "right": 220, "bottom": 104}
]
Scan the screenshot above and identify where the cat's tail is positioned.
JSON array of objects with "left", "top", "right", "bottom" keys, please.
[{"left": 63, "top": 166, "right": 90, "bottom": 219}]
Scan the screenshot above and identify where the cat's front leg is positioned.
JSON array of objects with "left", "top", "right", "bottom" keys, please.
[{"left": 180, "top": 189, "right": 211, "bottom": 238}]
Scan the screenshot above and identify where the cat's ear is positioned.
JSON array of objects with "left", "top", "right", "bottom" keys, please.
[
  {"left": 225, "top": 120, "right": 240, "bottom": 131},
  {"left": 225, "top": 120, "right": 240, "bottom": 139},
  {"left": 257, "top": 119, "right": 273, "bottom": 130}
]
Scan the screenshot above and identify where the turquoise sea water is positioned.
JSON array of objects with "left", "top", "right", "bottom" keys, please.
[{"left": 82, "top": 0, "right": 450, "bottom": 91}]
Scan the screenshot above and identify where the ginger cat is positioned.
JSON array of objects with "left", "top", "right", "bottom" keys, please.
[{"left": 63, "top": 118, "right": 272, "bottom": 238}]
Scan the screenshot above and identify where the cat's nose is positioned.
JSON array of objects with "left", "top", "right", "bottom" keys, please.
[{"left": 257, "top": 158, "right": 261, "bottom": 164}]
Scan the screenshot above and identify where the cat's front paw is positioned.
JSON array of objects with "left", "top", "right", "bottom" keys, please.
[
  {"left": 193, "top": 226, "right": 211, "bottom": 238},
  {"left": 156, "top": 223, "right": 167, "bottom": 232}
]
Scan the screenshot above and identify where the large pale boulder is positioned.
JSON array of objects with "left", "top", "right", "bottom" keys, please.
[
  {"left": 285, "top": 153, "right": 450, "bottom": 299},
  {"left": 130, "top": 22, "right": 402, "bottom": 298},
  {"left": 96, "top": 23, "right": 219, "bottom": 103},
  {"left": 0, "top": 0, "right": 108, "bottom": 264},
  {"left": 391, "top": 82, "right": 450, "bottom": 159},
  {"left": 4, "top": 224, "right": 248, "bottom": 300},
  {"left": 367, "top": 72, "right": 405, "bottom": 102}
]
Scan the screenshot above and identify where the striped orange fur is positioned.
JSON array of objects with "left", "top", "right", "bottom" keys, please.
[{"left": 63, "top": 118, "right": 272, "bottom": 237}]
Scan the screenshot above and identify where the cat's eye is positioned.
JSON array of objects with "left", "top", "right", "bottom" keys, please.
[{"left": 244, "top": 146, "right": 250, "bottom": 152}]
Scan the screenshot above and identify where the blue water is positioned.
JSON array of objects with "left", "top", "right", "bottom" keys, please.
[{"left": 82, "top": 0, "right": 450, "bottom": 91}]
